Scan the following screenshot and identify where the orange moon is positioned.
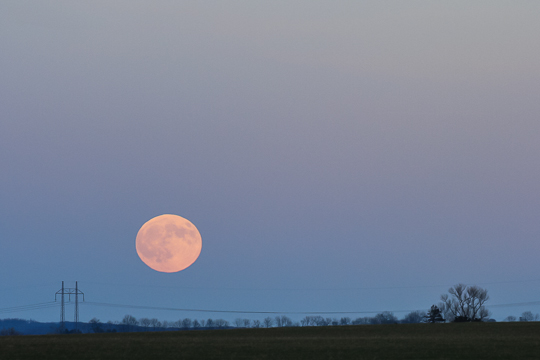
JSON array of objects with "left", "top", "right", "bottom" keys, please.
[{"left": 136, "top": 214, "right": 202, "bottom": 273}]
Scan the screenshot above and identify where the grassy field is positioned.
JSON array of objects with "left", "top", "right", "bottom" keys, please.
[{"left": 1, "top": 322, "right": 539, "bottom": 360}]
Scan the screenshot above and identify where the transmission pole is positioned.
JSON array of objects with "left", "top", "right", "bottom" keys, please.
[
  {"left": 61, "top": 281, "right": 65, "bottom": 328},
  {"left": 75, "top": 281, "right": 79, "bottom": 330},
  {"left": 55, "top": 281, "right": 84, "bottom": 332}
]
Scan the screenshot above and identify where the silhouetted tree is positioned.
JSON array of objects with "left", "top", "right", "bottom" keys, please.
[
  {"left": 105, "top": 320, "right": 115, "bottom": 332},
  {"left": 205, "top": 319, "right": 214, "bottom": 328},
  {"left": 121, "top": 315, "right": 139, "bottom": 332},
  {"left": 263, "top": 317, "right": 274, "bottom": 328},
  {"left": 401, "top": 310, "right": 426, "bottom": 324},
  {"left": 300, "top": 316, "right": 316, "bottom": 326},
  {"left": 234, "top": 318, "right": 251, "bottom": 328},
  {"left": 0, "top": 327, "right": 21, "bottom": 336},
  {"left": 181, "top": 318, "right": 192, "bottom": 329},
  {"left": 139, "top": 318, "right": 151, "bottom": 330},
  {"left": 252, "top": 319, "right": 261, "bottom": 328},
  {"left": 424, "top": 305, "right": 444, "bottom": 323},
  {"left": 312, "top": 316, "right": 328, "bottom": 326},
  {"left": 150, "top": 318, "right": 161, "bottom": 330},
  {"left": 340, "top": 317, "right": 351, "bottom": 325},
  {"left": 371, "top": 312, "right": 398, "bottom": 324},
  {"left": 282, "top": 315, "right": 293, "bottom": 327},
  {"left": 275, "top": 315, "right": 293, "bottom": 327},
  {"left": 441, "top": 284, "right": 490, "bottom": 322},
  {"left": 89, "top": 318, "right": 104, "bottom": 333},
  {"left": 192, "top": 319, "right": 201, "bottom": 328},
  {"left": 520, "top": 311, "right": 539, "bottom": 321},
  {"left": 214, "top": 319, "right": 229, "bottom": 328}
]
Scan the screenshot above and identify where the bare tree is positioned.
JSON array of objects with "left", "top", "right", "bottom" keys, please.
[
  {"left": 263, "top": 317, "right": 274, "bottom": 328},
  {"left": 161, "top": 320, "right": 170, "bottom": 329},
  {"left": 214, "top": 319, "right": 229, "bottom": 328},
  {"left": 520, "top": 311, "right": 535, "bottom": 321},
  {"left": 301, "top": 316, "right": 318, "bottom": 326},
  {"left": 371, "top": 312, "right": 398, "bottom": 324},
  {"left": 181, "top": 318, "right": 192, "bottom": 329},
  {"left": 283, "top": 316, "right": 293, "bottom": 327},
  {"left": 89, "top": 318, "right": 103, "bottom": 333},
  {"left": 192, "top": 319, "right": 201, "bottom": 328},
  {"left": 234, "top": 318, "right": 244, "bottom": 328},
  {"left": 352, "top": 317, "right": 371, "bottom": 325},
  {"left": 340, "top": 317, "right": 351, "bottom": 326},
  {"left": 150, "top": 318, "right": 161, "bottom": 330},
  {"left": 275, "top": 315, "right": 292, "bottom": 327},
  {"left": 121, "top": 315, "right": 139, "bottom": 332},
  {"left": 504, "top": 315, "right": 517, "bottom": 322},
  {"left": 441, "top": 284, "right": 490, "bottom": 322},
  {"left": 243, "top": 319, "right": 251, "bottom": 328},
  {"left": 304, "top": 316, "right": 327, "bottom": 326},
  {"left": 106, "top": 320, "right": 115, "bottom": 332},
  {"left": 402, "top": 310, "right": 427, "bottom": 324},
  {"left": 139, "top": 318, "right": 151, "bottom": 330},
  {"left": 252, "top": 319, "right": 261, "bottom": 328},
  {"left": 205, "top": 319, "right": 214, "bottom": 328},
  {"left": 0, "top": 328, "right": 21, "bottom": 336}
]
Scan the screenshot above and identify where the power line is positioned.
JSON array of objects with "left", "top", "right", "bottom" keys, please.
[
  {"left": 83, "top": 301, "right": 421, "bottom": 315},
  {"left": 82, "top": 298, "right": 540, "bottom": 316},
  {"left": 0, "top": 302, "right": 61, "bottom": 314},
  {"left": 79, "top": 281, "right": 447, "bottom": 291},
  {"left": 78, "top": 278, "right": 540, "bottom": 292},
  {"left": 0, "top": 283, "right": 59, "bottom": 292},
  {"left": 488, "top": 300, "right": 540, "bottom": 308},
  {"left": 2, "top": 299, "right": 538, "bottom": 319}
]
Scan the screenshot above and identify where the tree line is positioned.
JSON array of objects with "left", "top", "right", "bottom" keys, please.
[
  {"left": 83, "top": 284, "right": 539, "bottom": 333},
  {"left": 3, "top": 283, "right": 539, "bottom": 335}
]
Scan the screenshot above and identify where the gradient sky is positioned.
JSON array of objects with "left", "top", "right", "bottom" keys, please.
[{"left": 1, "top": 1, "right": 540, "bottom": 324}]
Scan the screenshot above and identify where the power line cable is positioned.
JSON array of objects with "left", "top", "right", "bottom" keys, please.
[
  {"left": 488, "top": 300, "right": 540, "bottom": 308},
  {"left": 78, "top": 278, "right": 540, "bottom": 292},
  {"left": 79, "top": 281, "right": 446, "bottom": 291},
  {"left": 0, "top": 283, "right": 60, "bottom": 292},
  {"left": 0, "top": 301, "right": 57, "bottom": 311},
  {"left": 83, "top": 301, "right": 420, "bottom": 315},
  {"left": 83, "top": 298, "right": 540, "bottom": 316},
  {"left": 0, "top": 301, "right": 61, "bottom": 314}
]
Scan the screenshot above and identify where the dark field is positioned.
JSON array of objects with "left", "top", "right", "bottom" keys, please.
[{"left": 1, "top": 322, "right": 540, "bottom": 360}]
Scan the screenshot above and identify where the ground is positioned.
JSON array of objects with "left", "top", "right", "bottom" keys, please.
[{"left": 1, "top": 322, "right": 539, "bottom": 359}]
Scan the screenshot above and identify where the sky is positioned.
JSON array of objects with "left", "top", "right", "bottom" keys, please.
[{"left": 1, "top": 1, "right": 540, "bottom": 325}]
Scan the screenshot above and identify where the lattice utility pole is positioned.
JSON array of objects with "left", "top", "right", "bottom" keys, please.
[
  {"left": 75, "top": 281, "right": 79, "bottom": 327},
  {"left": 55, "top": 281, "right": 84, "bottom": 331}
]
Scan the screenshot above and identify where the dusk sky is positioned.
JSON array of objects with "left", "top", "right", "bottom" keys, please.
[{"left": 1, "top": 1, "right": 540, "bottom": 324}]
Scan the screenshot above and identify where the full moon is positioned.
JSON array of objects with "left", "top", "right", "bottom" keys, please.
[{"left": 136, "top": 214, "right": 202, "bottom": 273}]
